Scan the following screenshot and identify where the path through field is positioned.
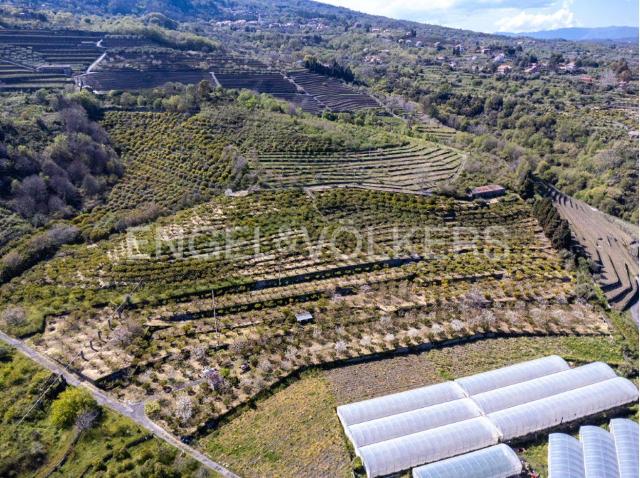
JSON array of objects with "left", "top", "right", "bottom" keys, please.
[{"left": 0, "top": 330, "right": 240, "bottom": 478}]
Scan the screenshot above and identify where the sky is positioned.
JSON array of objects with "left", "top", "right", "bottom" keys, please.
[{"left": 315, "top": 0, "right": 640, "bottom": 33}]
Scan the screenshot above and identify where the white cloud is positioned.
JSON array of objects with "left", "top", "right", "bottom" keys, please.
[{"left": 495, "top": 1, "right": 577, "bottom": 32}]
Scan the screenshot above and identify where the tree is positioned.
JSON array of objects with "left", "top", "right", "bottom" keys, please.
[
  {"left": 175, "top": 395, "right": 193, "bottom": 423},
  {"left": 1, "top": 305, "right": 27, "bottom": 327},
  {"left": 50, "top": 388, "right": 98, "bottom": 429},
  {"left": 75, "top": 409, "right": 99, "bottom": 431}
]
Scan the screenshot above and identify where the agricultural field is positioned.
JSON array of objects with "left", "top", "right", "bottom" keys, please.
[
  {"left": 0, "top": 347, "right": 211, "bottom": 478},
  {"left": 198, "top": 335, "right": 634, "bottom": 478},
  {"left": 256, "top": 141, "right": 464, "bottom": 193},
  {"left": 287, "top": 70, "right": 380, "bottom": 112},
  {"left": 547, "top": 185, "right": 639, "bottom": 311},
  {"left": 0, "top": 29, "right": 102, "bottom": 90},
  {"left": 2, "top": 186, "right": 613, "bottom": 440}
]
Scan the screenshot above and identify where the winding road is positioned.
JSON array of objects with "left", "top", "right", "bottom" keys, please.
[{"left": 0, "top": 330, "right": 240, "bottom": 478}]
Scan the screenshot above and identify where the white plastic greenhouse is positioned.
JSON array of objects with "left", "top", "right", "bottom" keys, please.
[
  {"left": 336, "top": 381, "right": 467, "bottom": 427},
  {"left": 473, "top": 362, "right": 617, "bottom": 414},
  {"left": 488, "top": 377, "right": 639, "bottom": 440},
  {"left": 346, "top": 398, "right": 483, "bottom": 448},
  {"left": 610, "top": 419, "right": 639, "bottom": 478},
  {"left": 548, "top": 420, "right": 638, "bottom": 478},
  {"left": 454, "top": 355, "right": 569, "bottom": 395},
  {"left": 580, "top": 426, "right": 620, "bottom": 478},
  {"left": 548, "top": 433, "right": 585, "bottom": 478},
  {"left": 337, "top": 356, "right": 638, "bottom": 478},
  {"left": 411, "top": 444, "right": 522, "bottom": 478},
  {"left": 356, "top": 417, "right": 501, "bottom": 478}
]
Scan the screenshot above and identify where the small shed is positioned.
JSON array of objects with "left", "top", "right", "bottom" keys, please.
[
  {"left": 295, "top": 311, "right": 313, "bottom": 324},
  {"left": 470, "top": 184, "right": 505, "bottom": 200}
]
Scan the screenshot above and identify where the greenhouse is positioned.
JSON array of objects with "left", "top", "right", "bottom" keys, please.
[
  {"left": 454, "top": 355, "right": 569, "bottom": 395},
  {"left": 411, "top": 444, "right": 522, "bottom": 478},
  {"left": 336, "top": 381, "right": 467, "bottom": 427},
  {"left": 488, "top": 377, "right": 639, "bottom": 440},
  {"left": 580, "top": 426, "right": 620, "bottom": 478},
  {"left": 610, "top": 419, "right": 639, "bottom": 478},
  {"left": 356, "top": 417, "right": 501, "bottom": 478},
  {"left": 337, "top": 356, "right": 638, "bottom": 478},
  {"left": 548, "top": 420, "right": 638, "bottom": 478},
  {"left": 548, "top": 434, "right": 585, "bottom": 478},
  {"left": 346, "top": 398, "right": 483, "bottom": 448},
  {"left": 473, "top": 362, "right": 617, "bottom": 414}
]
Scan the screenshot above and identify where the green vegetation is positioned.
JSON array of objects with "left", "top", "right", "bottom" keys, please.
[
  {"left": 0, "top": 348, "right": 211, "bottom": 477},
  {"left": 199, "top": 334, "right": 632, "bottom": 478},
  {"left": 202, "top": 370, "right": 351, "bottom": 478}
]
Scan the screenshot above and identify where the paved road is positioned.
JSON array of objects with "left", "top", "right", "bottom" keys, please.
[{"left": 0, "top": 330, "right": 240, "bottom": 478}]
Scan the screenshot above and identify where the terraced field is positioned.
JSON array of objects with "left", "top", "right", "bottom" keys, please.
[
  {"left": 287, "top": 70, "right": 380, "bottom": 112},
  {"left": 413, "top": 122, "right": 457, "bottom": 142},
  {"left": 256, "top": 141, "right": 465, "bottom": 193},
  {"left": 0, "top": 29, "right": 102, "bottom": 90},
  {"left": 77, "top": 69, "right": 212, "bottom": 92},
  {"left": 547, "top": 185, "right": 639, "bottom": 312},
  {"left": 4, "top": 187, "right": 605, "bottom": 438}
]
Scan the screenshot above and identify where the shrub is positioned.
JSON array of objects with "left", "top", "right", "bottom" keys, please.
[{"left": 50, "top": 388, "right": 98, "bottom": 429}]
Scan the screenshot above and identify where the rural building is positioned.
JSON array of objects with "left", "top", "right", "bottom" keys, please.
[
  {"left": 524, "top": 63, "right": 539, "bottom": 74},
  {"left": 295, "top": 311, "right": 313, "bottom": 323},
  {"left": 470, "top": 184, "right": 505, "bottom": 199},
  {"left": 496, "top": 64, "right": 512, "bottom": 75}
]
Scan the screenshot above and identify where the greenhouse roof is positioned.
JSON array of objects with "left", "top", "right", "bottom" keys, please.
[
  {"left": 454, "top": 355, "right": 569, "bottom": 395},
  {"left": 548, "top": 419, "right": 638, "bottom": 478},
  {"left": 337, "top": 356, "right": 638, "bottom": 478},
  {"left": 610, "top": 419, "right": 640, "bottom": 478},
  {"left": 411, "top": 444, "right": 522, "bottom": 478}
]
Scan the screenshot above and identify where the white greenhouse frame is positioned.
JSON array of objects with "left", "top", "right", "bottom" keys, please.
[
  {"left": 488, "top": 377, "right": 639, "bottom": 440},
  {"left": 411, "top": 444, "right": 522, "bottom": 478},
  {"left": 336, "top": 356, "right": 638, "bottom": 478},
  {"left": 454, "top": 355, "right": 569, "bottom": 395},
  {"left": 473, "top": 362, "right": 617, "bottom": 414},
  {"left": 548, "top": 433, "right": 585, "bottom": 478},
  {"left": 336, "top": 381, "right": 467, "bottom": 428},
  {"left": 580, "top": 425, "right": 620, "bottom": 478},
  {"left": 610, "top": 419, "right": 639, "bottom": 478},
  {"left": 346, "top": 398, "right": 483, "bottom": 448},
  {"left": 356, "top": 417, "right": 501, "bottom": 478}
]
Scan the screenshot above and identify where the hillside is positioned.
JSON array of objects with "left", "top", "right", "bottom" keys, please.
[
  {"left": 0, "top": 1, "right": 638, "bottom": 477},
  {"left": 507, "top": 26, "right": 639, "bottom": 42}
]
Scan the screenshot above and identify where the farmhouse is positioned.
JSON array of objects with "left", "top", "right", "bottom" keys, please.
[
  {"left": 470, "top": 184, "right": 505, "bottom": 199},
  {"left": 496, "top": 64, "right": 512, "bottom": 75}
]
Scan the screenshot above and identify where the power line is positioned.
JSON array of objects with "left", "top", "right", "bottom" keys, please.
[{"left": 16, "top": 281, "right": 143, "bottom": 424}]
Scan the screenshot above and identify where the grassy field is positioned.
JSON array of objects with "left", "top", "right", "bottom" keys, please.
[
  {"left": 0, "top": 347, "right": 212, "bottom": 478},
  {"left": 196, "top": 334, "right": 634, "bottom": 478},
  {"left": 201, "top": 370, "right": 351, "bottom": 478}
]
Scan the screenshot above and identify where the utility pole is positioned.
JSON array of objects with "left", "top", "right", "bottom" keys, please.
[{"left": 212, "top": 289, "right": 218, "bottom": 346}]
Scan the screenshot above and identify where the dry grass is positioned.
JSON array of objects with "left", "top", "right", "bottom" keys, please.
[
  {"left": 200, "top": 370, "right": 351, "bottom": 478},
  {"left": 325, "top": 335, "right": 626, "bottom": 405}
]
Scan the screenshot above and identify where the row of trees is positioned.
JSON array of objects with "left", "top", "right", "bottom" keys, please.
[
  {"left": 532, "top": 197, "right": 572, "bottom": 251},
  {"left": 303, "top": 55, "right": 356, "bottom": 83}
]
